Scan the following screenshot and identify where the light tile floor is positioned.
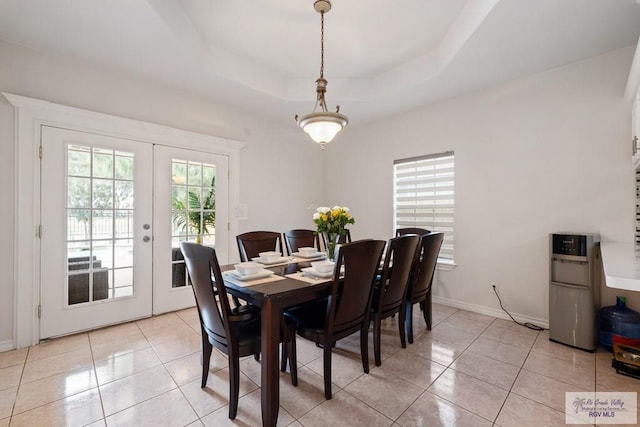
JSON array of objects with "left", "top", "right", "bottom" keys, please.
[{"left": 0, "top": 304, "right": 638, "bottom": 426}]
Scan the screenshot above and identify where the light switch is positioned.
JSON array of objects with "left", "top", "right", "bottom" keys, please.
[{"left": 235, "top": 204, "right": 248, "bottom": 220}]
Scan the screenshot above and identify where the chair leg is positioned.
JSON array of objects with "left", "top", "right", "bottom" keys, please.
[
  {"left": 423, "top": 291, "right": 433, "bottom": 330},
  {"left": 289, "top": 332, "right": 298, "bottom": 386},
  {"left": 228, "top": 349, "right": 240, "bottom": 420},
  {"left": 280, "top": 341, "right": 287, "bottom": 372},
  {"left": 373, "top": 315, "right": 382, "bottom": 367},
  {"left": 398, "top": 304, "right": 407, "bottom": 349},
  {"left": 406, "top": 301, "right": 414, "bottom": 344},
  {"left": 360, "top": 323, "right": 370, "bottom": 374},
  {"left": 323, "top": 340, "right": 333, "bottom": 400},
  {"left": 201, "top": 334, "right": 212, "bottom": 388}
]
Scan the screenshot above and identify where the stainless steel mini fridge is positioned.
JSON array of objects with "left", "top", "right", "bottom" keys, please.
[{"left": 549, "top": 233, "right": 600, "bottom": 351}]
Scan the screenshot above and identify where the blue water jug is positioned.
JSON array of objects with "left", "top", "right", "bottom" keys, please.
[{"left": 599, "top": 296, "right": 640, "bottom": 350}]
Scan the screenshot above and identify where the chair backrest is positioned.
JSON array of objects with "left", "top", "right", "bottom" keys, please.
[
  {"left": 376, "top": 234, "right": 420, "bottom": 313},
  {"left": 338, "top": 229, "right": 351, "bottom": 244},
  {"left": 396, "top": 227, "right": 431, "bottom": 237},
  {"left": 283, "top": 229, "right": 320, "bottom": 255},
  {"left": 327, "top": 239, "right": 385, "bottom": 335},
  {"left": 180, "top": 242, "right": 232, "bottom": 346},
  {"left": 236, "top": 231, "right": 283, "bottom": 261},
  {"left": 408, "top": 232, "right": 444, "bottom": 301}
]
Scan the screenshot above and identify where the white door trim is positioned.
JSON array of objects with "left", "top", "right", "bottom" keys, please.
[{"left": 4, "top": 92, "right": 245, "bottom": 348}]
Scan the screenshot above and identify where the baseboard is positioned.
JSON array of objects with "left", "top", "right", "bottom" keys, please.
[
  {"left": 0, "top": 339, "right": 16, "bottom": 352},
  {"left": 432, "top": 296, "right": 549, "bottom": 330}
]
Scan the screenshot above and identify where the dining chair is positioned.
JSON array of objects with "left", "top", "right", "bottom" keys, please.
[
  {"left": 405, "top": 232, "right": 444, "bottom": 343},
  {"left": 395, "top": 227, "right": 431, "bottom": 237},
  {"left": 371, "top": 234, "right": 420, "bottom": 366},
  {"left": 283, "top": 239, "right": 386, "bottom": 399},
  {"left": 282, "top": 229, "right": 320, "bottom": 255},
  {"left": 236, "top": 231, "right": 283, "bottom": 261},
  {"left": 180, "top": 242, "right": 290, "bottom": 419}
]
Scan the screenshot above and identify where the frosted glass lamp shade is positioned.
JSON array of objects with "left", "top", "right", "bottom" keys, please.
[{"left": 297, "top": 111, "right": 348, "bottom": 144}]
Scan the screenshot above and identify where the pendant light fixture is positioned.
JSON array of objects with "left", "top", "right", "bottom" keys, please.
[{"left": 295, "top": 0, "right": 348, "bottom": 150}]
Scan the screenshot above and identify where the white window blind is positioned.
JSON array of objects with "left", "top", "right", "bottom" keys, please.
[{"left": 394, "top": 151, "right": 455, "bottom": 262}]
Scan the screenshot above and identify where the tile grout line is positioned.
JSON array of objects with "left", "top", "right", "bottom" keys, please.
[
  {"left": 8, "top": 346, "right": 31, "bottom": 422},
  {"left": 88, "top": 329, "right": 107, "bottom": 426}
]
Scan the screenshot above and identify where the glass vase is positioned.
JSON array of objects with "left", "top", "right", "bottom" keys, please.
[{"left": 325, "top": 232, "right": 341, "bottom": 261}]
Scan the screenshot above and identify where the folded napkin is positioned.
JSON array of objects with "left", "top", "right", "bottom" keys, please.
[
  {"left": 285, "top": 272, "right": 326, "bottom": 284},
  {"left": 253, "top": 258, "right": 293, "bottom": 267},
  {"left": 290, "top": 252, "right": 328, "bottom": 263},
  {"left": 285, "top": 271, "right": 343, "bottom": 284}
]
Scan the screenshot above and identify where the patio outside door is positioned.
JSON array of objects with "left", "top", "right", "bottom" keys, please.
[{"left": 40, "top": 126, "right": 153, "bottom": 338}]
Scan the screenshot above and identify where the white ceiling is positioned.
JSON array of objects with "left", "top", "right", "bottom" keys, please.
[{"left": 1, "top": 0, "right": 639, "bottom": 127}]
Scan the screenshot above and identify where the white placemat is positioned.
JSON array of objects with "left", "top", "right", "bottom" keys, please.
[{"left": 223, "top": 272, "right": 286, "bottom": 287}]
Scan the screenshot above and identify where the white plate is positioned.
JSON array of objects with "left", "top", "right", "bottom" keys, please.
[
  {"left": 251, "top": 256, "right": 289, "bottom": 265},
  {"left": 293, "top": 251, "right": 326, "bottom": 259},
  {"left": 226, "top": 269, "right": 275, "bottom": 281},
  {"left": 301, "top": 266, "right": 334, "bottom": 279}
]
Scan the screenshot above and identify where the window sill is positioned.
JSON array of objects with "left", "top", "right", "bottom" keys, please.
[{"left": 436, "top": 259, "right": 456, "bottom": 271}]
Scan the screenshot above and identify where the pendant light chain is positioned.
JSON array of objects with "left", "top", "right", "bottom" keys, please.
[{"left": 320, "top": 11, "right": 325, "bottom": 79}]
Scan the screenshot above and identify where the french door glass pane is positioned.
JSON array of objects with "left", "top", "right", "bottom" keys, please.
[
  {"left": 66, "top": 144, "right": 136, "bottom": 305},
  {"left": 171, "top": 159, "right": 217, "bottom": 287}
]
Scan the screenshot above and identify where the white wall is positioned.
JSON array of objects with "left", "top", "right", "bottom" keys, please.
[
  {"left": 0, "top": 40, "right": 325, "bottom": 345},
  {"left": 1, "top": 38, "right": 638, "bottom": 347},
  {"left": 327, "top": 46, "right": 638, "bottom": 323}
]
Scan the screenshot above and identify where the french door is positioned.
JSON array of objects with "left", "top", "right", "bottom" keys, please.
[
  {"left": 40, "top": 127, "right": 229, "bottom": 338},
  {"left": 40, "top": 127, "right": 153, "bottom": 338},
  {"left": 152, "top": 146, "right": 229, "bottom": 313}
]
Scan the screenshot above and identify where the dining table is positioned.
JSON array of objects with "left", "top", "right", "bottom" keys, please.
[{"left": 220, "top": 256, "right": 333, "bottom": 427}]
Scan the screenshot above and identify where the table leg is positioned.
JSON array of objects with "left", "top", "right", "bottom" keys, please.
[{"left": 261, "top": 297, "right": 279, "bottom": 427}]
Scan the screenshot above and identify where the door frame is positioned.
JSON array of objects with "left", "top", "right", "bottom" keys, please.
[{"left": 5, "top": 92, "right": 245, "bottom": 348}]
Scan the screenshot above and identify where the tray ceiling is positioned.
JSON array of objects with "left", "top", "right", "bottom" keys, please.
[{"left": 0, "top": 0, "right": 639, "bottom": 125}]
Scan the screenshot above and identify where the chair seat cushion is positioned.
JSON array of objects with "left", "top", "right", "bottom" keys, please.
[
  {"left": 231, "top": 304, "right": 259, "bottom": 315},
  {"left": 284, "top": 298, "right": 328, "bottom": 332},
  {"left": 230, "top": 303, "right": 260, "bottom": 319},
  {"left": 231, "top": 317, "right": 262, "bottom": 352}
]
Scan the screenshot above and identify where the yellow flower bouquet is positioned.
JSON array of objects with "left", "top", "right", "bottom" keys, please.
[{"left": 313, "top": 206, "right": 355, "bottom": 260}]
